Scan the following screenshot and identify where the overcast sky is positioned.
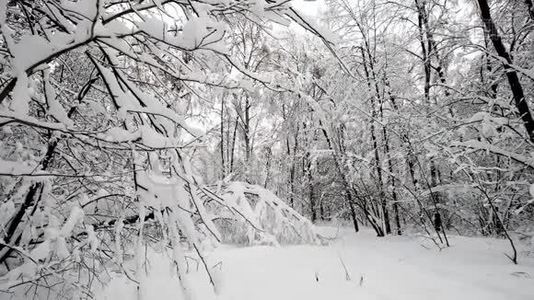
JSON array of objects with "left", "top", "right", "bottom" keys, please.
[{"left": 291, "top": 0, "right": 326, "bottom": 17}]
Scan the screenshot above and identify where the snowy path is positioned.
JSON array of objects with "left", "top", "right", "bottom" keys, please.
[{"left": 99, "top": 228, "right": 534, "bottom": 300}]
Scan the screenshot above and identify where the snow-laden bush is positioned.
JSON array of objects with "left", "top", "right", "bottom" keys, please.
[{"left": 210, "top": 182, "right": 318, "bottom": 246}]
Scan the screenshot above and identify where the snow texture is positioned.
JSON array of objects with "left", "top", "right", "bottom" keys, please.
[{"left": 96, "top": 226, "right": 534, "bottom": 300}]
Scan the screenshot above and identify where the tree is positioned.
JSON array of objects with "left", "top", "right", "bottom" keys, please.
[
  {"left": 476, "top": 0, "right": 534, "bottom": 143},
  {"left": 0, "top": 0, "right": 332, "bottom": 297}
]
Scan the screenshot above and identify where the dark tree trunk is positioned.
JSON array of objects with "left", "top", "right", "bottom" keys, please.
[
  {"left": 0, "top": 98, "right": 83, "bottom": 262},
  {"left": 477, "top": 0, "right": 534, "bottom": 143},
  {"left": 525, "top": 0, "right": 534, "bottom": 20},
  {"left": 347, "top": 193, "right": 360, "bottom": 232},
  {"left": 220, "top": 97, "right": 226, "bottom": 179},
  {"left": 306, "top": 152, "right": 316, "bottom": 223},
  {"left": 263, "top": 147, "right": 272, "bottom": 188},
  {"left": 415, "top": 0, "right": 431, "bottom": 103},
  {"left": 288, "top": 125, "right": 299, "bottom": 208},
  {"left": 229, "top": 116, "right": 238, "bottom": 174}
]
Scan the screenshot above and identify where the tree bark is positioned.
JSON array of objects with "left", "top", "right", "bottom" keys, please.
[
  {"left": 415, "top": 0, "right": 431, "bottom": 103},
  {"left": 229, "top": 116, "right": 238, "bottom": 174},
  {"left": 220, "top": 96, "right": 226, "bottom": 179},
  {"left": 305, "top": 152, "right": 317, "bottom": 222},
  {"left": 477, "top": 0, "right": 534, "bottom": 143}
]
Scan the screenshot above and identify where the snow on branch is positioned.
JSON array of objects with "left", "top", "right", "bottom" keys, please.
[
  {"left": 0, "top": 0, "right": 332, "bottom": 298},
  {"left": 212, "top": 182, "right": 318, "bottom": 245}
]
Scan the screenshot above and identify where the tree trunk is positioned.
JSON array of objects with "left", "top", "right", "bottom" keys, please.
[
  {"left": 263, "top": 147, "right": 272, "bottom": 188},
  {"left": 347, "top": 193, "right": 360, "bottom": 232},
  {"left": 360, "top": 46, "right": 391, "bottom": 235},
  {"left": 229, "top": 116, "right": 238, "bottom": 174},
  {"left": 525, "top": 0, "right": 534, "bottom": 20},
  {"left": 415, "top": 0, "right": 431, "bottom": 103},
  {"left": 220, "top": 96, "right": 226, "bottom": 179},
  {"left": 477, "top": 0, "right": 534, "bottom": 143},
  {"left": 289, "top": 125, "right": 299, "bottom": 208},
  {"left": 306, "top": 152, "right": 317, "bottom": 223},
  {"left": 244, "top": 95, "right": 251, "bottom": 163},
  {"left": 319, "top": 124, "right": 384, "bottom": 236}
]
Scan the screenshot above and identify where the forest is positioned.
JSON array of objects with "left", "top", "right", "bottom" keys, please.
[{"left": 0, "top": 0, "right": 534, "bottom": 299}]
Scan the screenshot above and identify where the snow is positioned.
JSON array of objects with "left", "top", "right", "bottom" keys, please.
[
  {"left": 0, "top": 158, "right": 37, "bottom": 175},
  {"left": 96, "top": 226, "right": 534, "bottom": 300},
  {"left": 44, "top": 71, "right": 74, "bottom": 127},
  {"left": 452, "top": 140, "right": 534, "bottom": 169},
  {"left": 10, "top": 72, "right": 31, "bottom": 115},
  {"left": 0, "top": 201, "right": 15, "bottom": 231},
  {"left": 216, "top": 182, "right": 318, "bottom": 245},
  {"left": 137, "top": 14, "right": 227, "bottom": 52},
  {"left": 61, "top": 206, "right": 84, "bottom": 237}
]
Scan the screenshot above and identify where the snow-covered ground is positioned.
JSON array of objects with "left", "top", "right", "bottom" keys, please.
[{"left": 97, "top": 227, "right": 534, "bottom": 300}]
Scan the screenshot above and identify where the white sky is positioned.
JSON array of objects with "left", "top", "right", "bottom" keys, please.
[{"left": 291, "top": 0, "right": 326, "bottom": 17}]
